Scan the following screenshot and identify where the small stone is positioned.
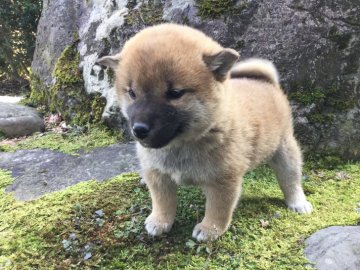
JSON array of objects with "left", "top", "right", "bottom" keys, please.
[
  {"left": 95, "top": 218, "right": 104, "bottom": 227},
  {"left": 0, "top": 102, "right": 44, "bottom": 138},
  {"left": 84, "top": 252, "right": 92, "bottom": 260},
  {"left": 94, "top": 209, "right": 104, "bottom": 217},
  {"left": 69, "top": 233, "right": 77, "bottom": 240},
  {"left": 273, "top": 211, "right": 281, "bottom": 218},
  {"left": 129, "top": 205, "right": 140, "bottom": 213},
  {"left": 62, "top": 239, "right": 71, "bottom": 250}
]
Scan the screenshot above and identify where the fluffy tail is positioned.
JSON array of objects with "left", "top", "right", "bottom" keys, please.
[{"left": 230, "top": 58, "right": 280, "bottom": 88}]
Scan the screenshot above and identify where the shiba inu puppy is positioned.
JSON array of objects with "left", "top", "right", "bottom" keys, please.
[{"left": 97, "top": 23, "right": 313, "bottom": 241}]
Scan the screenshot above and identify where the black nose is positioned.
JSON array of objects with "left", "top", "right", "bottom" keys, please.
[{"left": 132, "top": 122, "right": 150, "bottom": 139}]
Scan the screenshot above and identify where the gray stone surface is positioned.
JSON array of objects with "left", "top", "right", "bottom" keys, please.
[
  {"left": 0, "top": 143, "right": 139, "bottom": 201},
  {"left": 31, "top": 0, "right": 360, "bottom": 159},
  {"left": 0, "top": 102, "right": 44, "bottom": 138},
  {"left": 305, "top": 226, "right": 360, "bottom": 270},
  {"left": 31, "top": 0, "right": 81, "bottom": 86}
]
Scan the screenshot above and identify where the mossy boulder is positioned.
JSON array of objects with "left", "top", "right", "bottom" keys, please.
[
  {"left": 31, "top": 0, "right": 360, "bottom": 159},
  {"left": 30, "top": 44, "right": 106, "bottom": 126}
]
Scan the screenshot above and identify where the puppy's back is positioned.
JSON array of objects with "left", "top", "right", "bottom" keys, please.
[{"left": 226, "top": 59, "right": 293, "bottom": 165}]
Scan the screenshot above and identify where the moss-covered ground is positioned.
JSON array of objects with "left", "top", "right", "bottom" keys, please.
[{"left": 0, "top": 131, "right": 359, "bottom": 269}]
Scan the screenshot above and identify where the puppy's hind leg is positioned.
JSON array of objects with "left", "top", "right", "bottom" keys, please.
[
  {"left": 144, "top": 169, "right": 177, "bottom": 236},
  {"left": 268, "top": 135, "right": 313, "bottom": 214}
]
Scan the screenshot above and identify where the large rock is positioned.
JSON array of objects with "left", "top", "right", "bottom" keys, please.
[
  {"left": 305, "top": 226, "right": 360, "bottom": 270},
  {"left": 30, "top": 0, "right": 360, "bottom": 159},
  {"left": 0, "top": 102, "right": 44, "bottom": 138},
  {"left": 0, "top": 143, "right": 139, "bottom": 201}
]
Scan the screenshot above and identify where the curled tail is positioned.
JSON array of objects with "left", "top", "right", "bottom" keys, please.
[{"left": 230, "top": 58, "right": 280, "bottom": 88}]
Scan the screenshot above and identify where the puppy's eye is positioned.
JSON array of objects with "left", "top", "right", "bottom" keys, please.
[
  {"left": 166, "top": 89, "right": 186, "bottom": 100},
  {"left": 127, "top": 88, "right": 136, "bottom": 99}
]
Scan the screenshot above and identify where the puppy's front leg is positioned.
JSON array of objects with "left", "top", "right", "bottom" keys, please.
[
  {"left": 193, "top": 180, "right": 242, "bottom": 241},
  {"left": 144, "top": 169, "right": 177, "bottom": 236}
]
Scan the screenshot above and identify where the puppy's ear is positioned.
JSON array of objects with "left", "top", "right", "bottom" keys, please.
[
  {"left": 96, "top": 54, "right": 121, "bottom": 69},
  {"left": 203, "top": 48, "right": 239, "bottom": 81}
]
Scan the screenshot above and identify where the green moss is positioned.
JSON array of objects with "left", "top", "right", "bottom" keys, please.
[
  {"left": 0, "top": 170, "right": 141, "bottom": 269},
  {"left": 289, "top": 82, "right": 356, "bottom": 111},
  {"left": 289, "top": 88, "right": 326, "bottom": 106},
  {"left": 49, "top": 44, "right": 86, "bottom": 122},
  {"left": 141, "top": 1, "right": 163, "bottom": 25},
  {"left": 1, "top": 160, "right": 360, "bottom": 269},
  {"left": 307, "top": 112, "right": 335, "bottom": 124},
  {"left": 289, "top": 84, "right": 356, "bottom": 126},
  {"left": 235, "top": 40, "right": 245, "bottom": 50},
  {"left": 73, "top": 31, "right": 80, "bottom": 41},
  {"left": 304, "top": 153, "right": 346, "bottom": 170},
  {"left": 125, "top": 0, "right": 164, "bottom": 26},
  {"left": 328, "top": 26, "right": 352, "bottom": 50},
  {"left": 28, "top": 44, "right": 107, "bottom": 126},
  {"left": 326, "top": 95, "right": 356, "bottom": 111},
  {"left": 28, "top": 72, "right": 48, "bottom": 107},
  {"left": 197, "top": 0, "right": 234, "bottom": 18},
  {"left": 124, "top": 10, "right": 138, "bottom": 25},
  {"left": 0, "top": 130, "right": 5, "bottom": 139},
  {"left": 106, "top": 68, "right": 115, "bottom": 84},
  {"left": 196, "top": 0, "right": 248, "bottom": 19},
  {"left": 100, "top": 37, "right": 112, "bottom": 57},
  {"left": 0, "top": 127, "right": 122, "bottom": 155},
  {"left": 91, "top": 95, "right": 107, "bottom": 124}
]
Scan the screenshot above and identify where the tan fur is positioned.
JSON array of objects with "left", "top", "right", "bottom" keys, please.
[{"left": 100, "top": 23, "right": 312, "bottom": 241}]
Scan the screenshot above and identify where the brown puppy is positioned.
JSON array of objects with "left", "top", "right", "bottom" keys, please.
[{"left": 98, "top": 23, "right": 313, "bottom": 241}]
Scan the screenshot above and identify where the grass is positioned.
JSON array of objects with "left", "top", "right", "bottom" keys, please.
[{"left": 1, "top": 162, "right": 359, "bottom": 269}]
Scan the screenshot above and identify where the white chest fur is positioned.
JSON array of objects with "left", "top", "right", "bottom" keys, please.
[{"left": 136, "top": 139, "right": 224, "bottom": 185}]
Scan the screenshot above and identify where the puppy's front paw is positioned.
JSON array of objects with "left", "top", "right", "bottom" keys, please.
[
  {"left": 192, "top": 222, "right": 223, "bottom": 242},
  {"left": 145, "top": 213, "right": 173, "bottom": 236},
  {"left": 287, "top": 200, "right": 313, "bottom": 214}
]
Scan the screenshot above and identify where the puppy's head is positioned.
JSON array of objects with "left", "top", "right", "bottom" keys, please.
[{"left": 98, "top": 24, "right": 239, "bottom": 149}]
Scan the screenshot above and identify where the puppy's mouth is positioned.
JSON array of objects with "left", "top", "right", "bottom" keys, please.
[{"left": 137, "top": 124, "right": 184, "bottom": 149}]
